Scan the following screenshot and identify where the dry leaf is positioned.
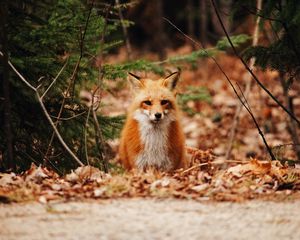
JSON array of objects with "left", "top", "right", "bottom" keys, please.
[
  {"left": 0, "top": 173, "right": 23, "bottom": 187},
  {"left": 25, "top": 164, "right": 49, "bottom": 183},
  {"left": 94, "top": 187, "right": 107, "bottom": 197},
  {"left": 227, "top": 159, "right": 271, "bottom": 177},
  {"left": 66, "top": 166, "right": 109, "bottom": 182}
]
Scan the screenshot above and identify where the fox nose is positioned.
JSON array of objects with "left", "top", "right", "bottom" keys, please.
[{"left": 155, "top": 113, "right": 162, "bottom": 120}]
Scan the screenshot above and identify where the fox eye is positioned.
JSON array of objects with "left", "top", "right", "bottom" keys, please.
[
  {"left": 161, "top": 100, "right": 169, "bottom": 105},
  {"left": 143, "top": 100, "right": 152, "bottom": 106}
]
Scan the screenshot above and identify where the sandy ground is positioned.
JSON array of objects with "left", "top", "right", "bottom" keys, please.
[{"left": 1, "top": 199, "right": 300, "bottom": 240}]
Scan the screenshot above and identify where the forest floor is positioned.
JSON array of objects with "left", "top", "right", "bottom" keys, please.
[{"left": 1, "top": 199, "right": 300, "bottom": 240}]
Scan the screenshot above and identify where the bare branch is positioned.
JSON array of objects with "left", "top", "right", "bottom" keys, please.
[
  {"left": 225, "top": 0, "right": 262, "bottom": 159},
  {"left": 0, "top": 51, "right": 36, "bottom": 91},
  {"left": 36, "top": 91, "right": 84, "bottom": 166},
  {"left": 236, "top": 83, "right": 276, "bottom": 160},
  {"left": 50, "top": 111, "right": 86, "bottom": 121},
  {"left": 41, "top": 58, "right": 69, "bottom": 99},
  {"left": 163, "top": 17, "right": 276, "bottom": 160},
  {"left": 210, "top": 0, "right": 300, "bottom": 127}
]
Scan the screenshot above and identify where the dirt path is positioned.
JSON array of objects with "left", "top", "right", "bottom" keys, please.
[{"left": 1, "top": 199, "right": 300, "bottom": 240}]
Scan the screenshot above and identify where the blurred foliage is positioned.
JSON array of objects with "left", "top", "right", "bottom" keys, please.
[
  {"left": 104, "top": 34, "right": 251, "bottom": 80},
  {"left": 216, "top": 34, "right": 251, "bottom": 51},
  {"left": 178, "top": 86, "right": 212, "bottom": 116},
  {"left": 240, "top": 0, "right": 300, "bottom": 78},
  {"left": 103, "top": 59, "right": 165, "bottom": 79}
]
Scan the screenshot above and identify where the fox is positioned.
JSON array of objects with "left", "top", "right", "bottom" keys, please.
[{"left": 119, "top": 71, "right": 187, "bottom": 172}]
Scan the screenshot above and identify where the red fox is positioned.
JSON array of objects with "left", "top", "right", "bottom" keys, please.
[{"left": 119, "top": 71, "right": 186, "bottom": 172}]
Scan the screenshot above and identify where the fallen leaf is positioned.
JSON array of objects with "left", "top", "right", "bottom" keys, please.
[
  {"left": 25, "top": 164, "right": 49, "bottom": 183},
  {"left": 227, "top": 159, "right": 271, "bottom": 177},
  {"left": 191, "top": 183, "right": 209, "bottom": 192},
  {"left": 65, "top": 166, "right": 109, "bottom": 183}
]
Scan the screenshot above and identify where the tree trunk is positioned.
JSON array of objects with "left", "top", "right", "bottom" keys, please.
[
  {"left": 199, "top": 0, "right": 207, "bottom": 46},
  {"left": 187, "top": 0, "right": 195, "bottom": 48},
  {"left": 0, "top": 1, "right": 14, "bottom": 171},
  {"left": 152, "top": 0, "right": 167, "bottom": 60}
]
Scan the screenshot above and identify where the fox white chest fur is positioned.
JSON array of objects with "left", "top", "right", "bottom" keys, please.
[{"left": 133, "top": 109, "right": 175, "bottom": 171}]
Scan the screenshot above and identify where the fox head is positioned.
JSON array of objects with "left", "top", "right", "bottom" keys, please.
[{"left": 128, "top": 71, "right": 180, "bottom": 124}]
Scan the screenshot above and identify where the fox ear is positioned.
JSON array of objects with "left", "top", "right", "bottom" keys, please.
[
  {"left": 162, "top": 71, "right": 180, "bottom": 91},
  {"left": 128, "top": 72, "right": 143, "bottom": 90}
]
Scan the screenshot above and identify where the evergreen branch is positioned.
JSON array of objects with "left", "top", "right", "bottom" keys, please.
[
  {"left": 280, "top": 22, "right": 300, "bottom": 65},
  {"left": 103, "top": 32, "right": 248, "bottom": 80},
  {"left": 0, "top": 51, "right": 84, "bottom": 167},
  {"left": 210, "top": 0, "right": 300, "bottom": 127}
]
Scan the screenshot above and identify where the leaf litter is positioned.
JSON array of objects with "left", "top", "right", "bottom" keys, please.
[
  {"left": 1, "top": 53, "right": 300, "bottom": 204},
  {"left": 1, "top": 149, "right": 300, "bottom": 204}
]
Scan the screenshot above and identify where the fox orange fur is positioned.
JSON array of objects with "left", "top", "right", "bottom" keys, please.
[{"left": 119, "top": 71, "right": 186, "bottom": 172}]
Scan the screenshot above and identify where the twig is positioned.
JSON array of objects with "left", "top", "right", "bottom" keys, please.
[
  {"left": 0, "top": 52, "right": 36, "bottom": 92},
  {"left": 182, "top": 159, "right": 247, "bottom": 174},
  {"left": 210, "top": 0, "right": 300, "bottom": 127},
  {"left": 225, "top": 0, "right": 262, "bottom": 159},
  {"left": 1, "top": 51, "right": 84, "bottom": 166}
]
